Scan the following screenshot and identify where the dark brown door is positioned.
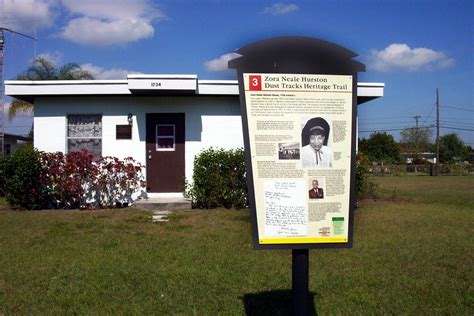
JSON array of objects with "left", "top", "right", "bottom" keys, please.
[{"left": 146, "top": 113, "right": 185, "bottom": 192}]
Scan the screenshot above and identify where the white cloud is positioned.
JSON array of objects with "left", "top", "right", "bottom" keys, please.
[
  {"left": 57, "top": 0, "right": 165, "bottom": 46},
  {"left": 59, "top": 17, "right": 155, "bottom": 46},
  {"left": 0, "top": 0, "right": 56, "bottom": 33},
  {"left": 0, "top": 0, "right": 165, "bottom": 46},
  {"left": 80, "top": 63, "right": 142, "bottom": 79},
  {"left": 368, "top": 43, "right": 455, "bottom": 72},
  {"left": 263, "top": 3, "right": 299, "bottom": 15},
  {"left": 36, "top": 51, "right": 64, "bottom": 65},
  {"left": 60, "top": 0, "right": 163, "bottom": 20},
  {"left": 204, "top": 53, "right": 240, "bottom": 72}
]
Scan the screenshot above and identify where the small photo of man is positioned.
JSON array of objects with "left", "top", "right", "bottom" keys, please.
[{"left": 309, "top": 178, "right": 324, "bottom": 199}]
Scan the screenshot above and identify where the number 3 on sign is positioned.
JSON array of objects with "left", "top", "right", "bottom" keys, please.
[{"left": 249, "top": 75, "right": 262, "bottom": 91}]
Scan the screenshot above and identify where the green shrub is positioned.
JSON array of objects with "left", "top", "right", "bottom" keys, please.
[
  {"left": 0, "top": 154, "right": 10, "bottom": 196},
  {"left": 4, "top": 145, "right": 50, "bottom": 209},
  {"left": 185, "top": 148, "right": 247, "bottom": 209},
  {"left": 356, "top": 152, "right": 378, "bottom": 201},
  {"left": 186, "top": 148, "right": 374, "bottom": 208}
]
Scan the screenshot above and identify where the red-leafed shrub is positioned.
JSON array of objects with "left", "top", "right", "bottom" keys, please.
[
  {"left": 34, "top": 150, "right": 145, "bottom": 209},
  {"left": 0, "top": 147, "right": 145, "bottom": 210},
  {"left": 94, "top": 156, "right": 145, "bottom": 208},
  {"left": 40, "top": 151, "right": 98, "bottom": 208}
]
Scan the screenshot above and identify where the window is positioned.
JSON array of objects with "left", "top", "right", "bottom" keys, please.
[
  {"left": 156, "top": 124, "right": 175, "bottom": 151},
  {"left": 116, "top": 125, "right": 132, "bottom": 140},
  {"left": 67, "top": 114, "right": 102, "bottom": 156}
]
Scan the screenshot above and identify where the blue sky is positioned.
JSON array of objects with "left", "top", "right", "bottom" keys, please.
[{"left": 1, "top": 0, "right": 473, "bottom": 146}]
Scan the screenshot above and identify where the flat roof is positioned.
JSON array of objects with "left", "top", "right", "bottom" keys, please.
[{"left": 5, "top": 74, "right": 384, "bottom": 104}]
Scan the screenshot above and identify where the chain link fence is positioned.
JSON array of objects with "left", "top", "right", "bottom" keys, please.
[{"left": 368, "top": 163, "right": 473, "bottom": 176}]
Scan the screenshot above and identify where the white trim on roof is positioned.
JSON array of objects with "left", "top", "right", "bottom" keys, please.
[
  {"left": 198, "top": 80, "right": 239, "bottom": 95},
  {"left": 5, "top": 80, "right": 127, "bottom": 85},
  {"left": 6, "top": 81, "right": 131, "bottom": 96},
  {"left": 356, "top": 82, "right": 385, "bottom": 87},
  {"left": 358, "top": 83, "right": 384, "bottom": 98},
  {"left": 5, "top": 75, "right": 384, "bottom": 99},
  {"left": 198, "top": 80, "right": 239, "bottom": 85},
  {"left": 127, "top": 74, "right": 198, "bottom": 79}
]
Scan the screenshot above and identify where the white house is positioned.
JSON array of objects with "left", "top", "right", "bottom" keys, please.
[{"left": 5, "top": 74, "right": 384, "bottom": 194}]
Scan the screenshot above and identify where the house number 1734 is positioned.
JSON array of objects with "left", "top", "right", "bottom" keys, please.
[{"left": 151, "top": 82, "right": 162, "bottom": 87}]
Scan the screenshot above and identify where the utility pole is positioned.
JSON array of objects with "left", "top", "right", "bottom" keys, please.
[
  {"left": 0, "top": 30, "right": 4, "bottom": 156},
  {"left": 435, "top": 88, "right": 440, "bottom": 176},
  {"left": 413, "top": 115, "right": 421, "bottom": 128},
  {"left": 0, "top": 27, "right": 36, "bottom": 156}
]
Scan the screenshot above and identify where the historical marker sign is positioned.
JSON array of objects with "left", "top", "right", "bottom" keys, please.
[
  {"left": 229, "top": 37, "right": 365, "bottom": 250},
  {"left": 243, "top": 73, "right": 353, "bottom": 246}
]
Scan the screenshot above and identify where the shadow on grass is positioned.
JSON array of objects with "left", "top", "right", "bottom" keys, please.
[{"left": 242, "top": 289, "right": 317, "bottom": 316}]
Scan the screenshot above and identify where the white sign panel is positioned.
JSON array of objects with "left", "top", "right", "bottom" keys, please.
[{"left": 243, "top": 73, "right": 353, "bottom": 245}]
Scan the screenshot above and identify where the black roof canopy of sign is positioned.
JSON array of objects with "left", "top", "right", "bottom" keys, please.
[{"left": 228, "top": 36, "right": 365, "bottom": 74}]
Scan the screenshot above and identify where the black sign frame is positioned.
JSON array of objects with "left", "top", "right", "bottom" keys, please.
[{"left": 229, "top": 36, "right": 365, "bottom": 250}]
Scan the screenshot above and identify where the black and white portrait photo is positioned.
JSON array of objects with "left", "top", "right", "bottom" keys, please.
[{"left": 301, "top": 117, "right": 332, "bottom": 168}]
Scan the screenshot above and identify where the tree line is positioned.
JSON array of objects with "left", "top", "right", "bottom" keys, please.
[{"left": 359, "top": 129, "right": 472, "bottom": 165}]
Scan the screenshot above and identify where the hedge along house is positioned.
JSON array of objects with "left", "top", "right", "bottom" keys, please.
[{"left": 5, "top": 74, "right": 383, "bottom": 195}]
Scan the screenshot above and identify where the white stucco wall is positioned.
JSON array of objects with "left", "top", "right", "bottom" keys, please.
[{"left": 34, "top": 96, "right": 243, "bottom": 188}]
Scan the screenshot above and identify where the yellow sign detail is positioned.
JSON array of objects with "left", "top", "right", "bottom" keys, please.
[{"left": 260, "top": 237, "right": 347, "bottom": 244}]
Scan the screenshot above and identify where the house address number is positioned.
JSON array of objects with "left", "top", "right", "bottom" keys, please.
[{"left": 151, "top": 82, "right": 162, "bottom": 87}]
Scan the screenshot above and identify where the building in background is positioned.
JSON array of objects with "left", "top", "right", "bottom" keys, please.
[
  {"left": 5, "top": 74, "right": 384, "bottom": 194},
  {"left": 4, "top": 133, "right": 32, "bottom": 154}
]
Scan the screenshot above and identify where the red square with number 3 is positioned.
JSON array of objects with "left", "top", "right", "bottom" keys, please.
[{"left": 249, "top": 75, "right": 262, "bottom": 91}]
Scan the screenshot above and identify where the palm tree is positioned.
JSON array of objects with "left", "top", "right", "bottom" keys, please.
[{"left": 8, "top": 57, "right": 94, "bottom": 120}]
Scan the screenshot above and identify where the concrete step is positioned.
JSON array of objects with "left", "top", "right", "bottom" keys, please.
[{"left": 132, "top": 197, "right": 192, "bottom": 211}]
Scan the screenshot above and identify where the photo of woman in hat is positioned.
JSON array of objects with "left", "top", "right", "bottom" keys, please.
[{"left": 301, "top": 117, "right": 332, "bottom": 168}]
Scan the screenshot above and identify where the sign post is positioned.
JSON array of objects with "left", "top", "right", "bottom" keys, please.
[{"left": 229, "top": 37, "right": 365, "bottom": 314}]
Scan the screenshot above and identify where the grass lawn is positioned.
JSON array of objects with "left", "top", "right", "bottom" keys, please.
[{"left": 0, "top": 176, "right": 473, "bottom": 314}]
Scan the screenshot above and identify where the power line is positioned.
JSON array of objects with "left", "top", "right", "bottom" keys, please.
[
  {"left": 359, "top": 125, "right": 473, "bottom": 133},
  {"left": 442, "top": 117, "right": 474, "bottom": 122},
  {"left": 359, "top": 125, "right": 474, "bottom": 132},
  {"left": 443, "top": 105, "right": 474, "bottom": 112},
  {"left": 358, "top": 121, "right": 416, "bottom": 125},
  {"left": 440, "top": 120, "right": 474, "bottom": 127},
  {"left": 358, "top": 115, "right": 417, "bottom": 121},
  {"left": 421, "top": 103, "right": 436, "bottom": 126},
  {"left": 439, "top": 126, "right": 474, "bottom": 132},
  {"left": 359, "top": 107, "right": 473, "bottom": 123},
  {"left": 359, "top": 125, "right": 434, "bottom": 133},
  {"left": 440, "top": 119, "right": 474, "bottom": 123}
]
